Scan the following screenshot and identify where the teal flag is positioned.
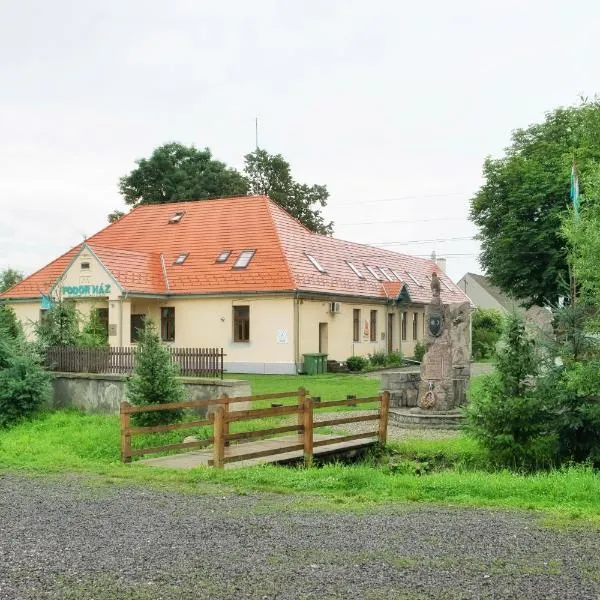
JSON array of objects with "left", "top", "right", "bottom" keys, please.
[{"left": 570, "top": 159, "right": 580, "bottom": 218}]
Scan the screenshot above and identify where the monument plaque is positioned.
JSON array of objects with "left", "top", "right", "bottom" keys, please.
[{"left": 426, "top": 346, "right": 444, "bottom": 379}]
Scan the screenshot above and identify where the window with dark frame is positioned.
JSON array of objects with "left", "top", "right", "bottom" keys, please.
[
  {"left": 353, "top": 308, "right": 360, "bottom": 342},
  {"left": 96, "top": 308, "right": 109, "bottom": 335},
  {"left": 81, "top": 262, "right": 90, "bottom": 270},
  {"left": 161, "top": 307, "right": 175, "bottom": 342},
  {"left": 174, "top": 253, "right": 189, "bottom": 265},
  {"left": 401, "top": 311, "right": 407, "bottom": 341},
  {"left": 216, "top": 250, "right": 231, "bottom": 263},
  {"left": 130, "top": 314, "right": 146, "bottom": 343},
  {"left": 233, "top": 250, "right": 256, "bottom": 269},
  {"left": 412, "top": 312, "right": 418, "bottom": 340},
  {"left": 370, "top": 310, "right": 377, "bottom": 342},
  {"left": 39, "top": 308, "right": 49, "bottom": 325},
  {"left": 233, "top": 305, "right": 250, "bottom": 342},
  {"left": 168, "top": 211, "right": 185, "bottom": 224}
]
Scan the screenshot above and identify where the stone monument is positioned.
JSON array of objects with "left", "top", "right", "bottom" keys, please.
[{"left": 417, "top": 271, "right": 471, "bottom": 411}]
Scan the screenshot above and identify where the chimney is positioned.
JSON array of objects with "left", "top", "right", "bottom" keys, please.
[{"left": 430, "top": 251, "right": 447, "bottom": 273}]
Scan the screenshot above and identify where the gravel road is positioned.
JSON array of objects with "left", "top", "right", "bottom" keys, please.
[{"left": 1, "top": 473, "right": 599, "bottom": 600}]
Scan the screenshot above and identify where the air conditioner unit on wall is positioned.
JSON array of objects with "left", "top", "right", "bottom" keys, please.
[{"left": 329, "top": 301, "right": 341, "bottom": 314}]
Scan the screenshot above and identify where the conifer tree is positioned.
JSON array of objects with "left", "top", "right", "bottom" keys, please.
[{"left": 126, "top": 320, "right": 185, "bottom": 426}]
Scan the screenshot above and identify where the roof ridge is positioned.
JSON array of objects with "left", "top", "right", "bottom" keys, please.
[{"left": 264, "top": 197, "right": 298, "bottom": 289}]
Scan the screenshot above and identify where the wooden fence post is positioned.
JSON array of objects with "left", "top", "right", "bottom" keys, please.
[
  {"left": 120, "top": 402, "right": 132, "bottom": 463},
  {"left": 221, "top": 394, "right": 230, "bottom": 447},
  {"left": 297, "top": 387, "right": 306, "bottom": 444},
  {"left": 213, "top": 406, "right": 225, "bottom": 468},
  {"left": 303, "top": 394, "right": 314, "bottom": 467},
  {"left": 379, "top": 391, "right": 390, "bottom": 445}
]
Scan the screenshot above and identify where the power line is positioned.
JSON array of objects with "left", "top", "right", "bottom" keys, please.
[
  {"left": 369, "top": 236, "right": 476, "bottom": 246},
  {"left": 336, "top": 216, "right": 467, "bottom": 226},
  {"left": 334, "top": 191, "right": 470, "bottom": 207}
]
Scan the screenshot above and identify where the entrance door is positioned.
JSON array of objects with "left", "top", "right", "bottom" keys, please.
[
  {"left": 319, "top": 322, "right": 328, "bottom": 354},
  {"left": 387, "top": 314, "right": 394, "bottom": 353}
]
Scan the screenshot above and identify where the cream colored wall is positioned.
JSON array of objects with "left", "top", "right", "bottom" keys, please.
[
  {"left": 57, "top": 248, "right": 121, "bottom": 302},
  {"left": 124, "top": 296, "right": 296, "bottom": 365},
  {"left": 7, "top": 301, "right": 41, "bottom": 340},
  {"left": 298, "top": 299, "right": 388, "bottom": 360},
  {"left": 298, "top": 300, "right": 425, "bottom": 361}
]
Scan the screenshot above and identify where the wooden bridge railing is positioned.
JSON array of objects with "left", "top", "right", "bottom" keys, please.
[{"left": 119, "top": 388, "right": 390, "bottom": 467}]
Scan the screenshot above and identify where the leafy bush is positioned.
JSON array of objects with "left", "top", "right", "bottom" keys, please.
[
  {"left": 413, "top": 341, "right": 426, "bottom": 362},
  {"left": 472, "top": 308, "right": 503, "bottom": 360},
  {"left": 369, "top": 351, "right": 387, "bottom": 367},
  {"left": 387, "top": 350, "right": 403, "bottom": 365},
  {"left": 0, "top": 330, "right": 52, "bottom": 428},
  {"left": 126, "top": 319, "right": 185, "bottom": 426},
  {"left": 79, "top": 308, "right": 109, "bottom": 348},
  {"left": 0, "top": 304, "right": 22, "bottom": 340},
  {"left": 465, "top": 313, "right": 555, "bottom": 468},
  {"left": 346, "top": 355, "right": 367, "bottom": 372},
  {"left": 34, "top": 300, "right": 80, "bottom": 349}
]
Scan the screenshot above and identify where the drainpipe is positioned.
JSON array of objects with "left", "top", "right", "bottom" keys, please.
[{"left": 294, "top": 292, "right": 300, "bottom": 372}]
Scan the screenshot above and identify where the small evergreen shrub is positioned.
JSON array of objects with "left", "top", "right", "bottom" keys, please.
[
  {"left": 346, "top": 355, "right": 367, "bottom": 372},
  {"left": 413, "top": 341, "right": 426, "bottom": 362},
  {"left": 369, "top": 351, "right": 387, "bottom": 367},
  {"left": 0, "top": 331, "right": 52, "bottom": 428},
  {"left": 79, "top": 308, "right": 109, "bottom": 348},
  {"left": 34, "top": 300, "right": 80, "bottom": 349},
  {"left": 126, "top": 319, "right": 185, "bottom": 427},
  {"left": 465, "top": 313, "right": 554, "bottom": 468}
]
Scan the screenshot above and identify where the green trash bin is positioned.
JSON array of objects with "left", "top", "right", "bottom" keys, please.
[{"left": 303, "top": 353, "right": 328, "bottom": 374}]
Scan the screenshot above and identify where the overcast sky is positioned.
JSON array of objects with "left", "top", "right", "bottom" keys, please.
[{"left": 1, "top": 0, "right": 598, "bottom": 282}]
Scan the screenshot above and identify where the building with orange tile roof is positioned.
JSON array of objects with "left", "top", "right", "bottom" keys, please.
[{"left": 1, "top": 195, "right": 470, "bottom": 373}]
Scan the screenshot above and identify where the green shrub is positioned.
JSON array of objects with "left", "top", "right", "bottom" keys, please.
[
  {"left": 0, "top": 304, "right": 22, "bottom": 340},
  {"left": 346, "top": 355, "right": 367, "bottom": 372},
  {"left": 472, "top": 308, "right": 503, "bottom": 360},
  {"left": 126, "top": 320, "right": 185, "bottom": 427},
  {"left": 79, "top": 308, "right": 108, "bottom": 348},
  {"left": 369, "top": 351, "right": 387, "bottom": 367},
  {"left": 413, "top": 341, "right": 426, "bottom": 362},
  {"left": 387, "top": 350, "right": 403, "bottom": 365},
  {"left": 0, "top": 335, "right": 52, "bottom": 428},
  {"left": 465, "top": 313, "right": 554, "bottom": 468},
  {"left": 34, "top": 300, "right": 80, "bottom": 349}
]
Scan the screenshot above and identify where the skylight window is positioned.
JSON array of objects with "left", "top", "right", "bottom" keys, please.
[
  {"left": 306, "top": 254, "right": 326, "bottom": 273},
  {"left": 364, "top": 265, "right": 384, "bottom": 281},
  {"left": 406, "top": 272, "right": 423, "bottom": 287},
  {"left": 174, "top": 253, "right": 189, "bottom": 265},
  {"left": 216, "top": 250, "right": 231, "bottom": 263},
  {"left": 233, "top": 250, "right": 256, "bottom": 269},
  {"left": 379, "top": 267, "right": 394, "bottom": 282},
  {"left": 347, "top": 261, "right": 365, "bottom": 279},
  {"left": 168, "top": 211, "right": 185, "bottom": 224}
]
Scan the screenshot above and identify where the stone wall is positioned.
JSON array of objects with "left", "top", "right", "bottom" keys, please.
[
  {"left": 380, "top": 372, "right": 420, "bottom": 408},
  {"left": 51, "top": 373, "right": 252, "bottom": 414}
]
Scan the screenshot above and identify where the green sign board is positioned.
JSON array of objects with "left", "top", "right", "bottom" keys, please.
[{"left": 62, "top": 284, "right": 111, "bottom": 296}]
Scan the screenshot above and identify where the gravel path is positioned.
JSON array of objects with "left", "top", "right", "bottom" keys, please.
[{"left": 1, "top": 473, "right": 599, "bottom": 599}]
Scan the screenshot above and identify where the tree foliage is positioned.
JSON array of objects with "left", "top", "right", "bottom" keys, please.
[
  {"left": 0, "top": 268, "right": 23, "bottom": 293},
  {"left": 118, "top": 143, "right": 249, "bottom": 207},
  {"left": 470, "top": 100, "right": 600, "bottom": 306},
  {"left": 126, "top": 320, "right": 185, "bottom": 427},
  {"left": 465, "top": 314, "right": 553, "bottom": 468},
  {"left": 471, "top": 308, "right": 504, "bottom": 360},
  {"left": 112, "top": 143, "right": 334, "bottom": 235},
  {"left": 244, "top": 148, "right": 333, "bottom": 235},
  {"left": 34, "top": 301, "right": 80, "bottom": 349},
  {"left": 0, "top": 319, "right": 51, "bottom": 428}
]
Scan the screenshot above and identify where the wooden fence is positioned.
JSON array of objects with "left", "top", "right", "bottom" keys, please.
[
  {"left": 119, "top": 388, "right": 390, "bottom": 467},
  {"left": 45, "top": 346, "right": 225, "bottom": 378}
]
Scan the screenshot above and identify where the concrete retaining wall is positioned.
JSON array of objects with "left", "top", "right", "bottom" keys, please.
[
  {"left": 380, "top": 371, "right": 420, "bottom": 408},
  {"left": 51, "top": 373, "right": 252, "bottom": 414}
]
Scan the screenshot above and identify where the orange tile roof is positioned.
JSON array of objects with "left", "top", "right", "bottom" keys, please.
[{"left": 2, "top": 195, "right": 469, "bottom": 304}]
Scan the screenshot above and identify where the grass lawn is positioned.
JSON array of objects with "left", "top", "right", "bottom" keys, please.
[
  {"left": 2, "top": 407, "right": 600, "bottom": 525},
  {"left": 225, "top": 372, "right": 380, "bottom": 409}
]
